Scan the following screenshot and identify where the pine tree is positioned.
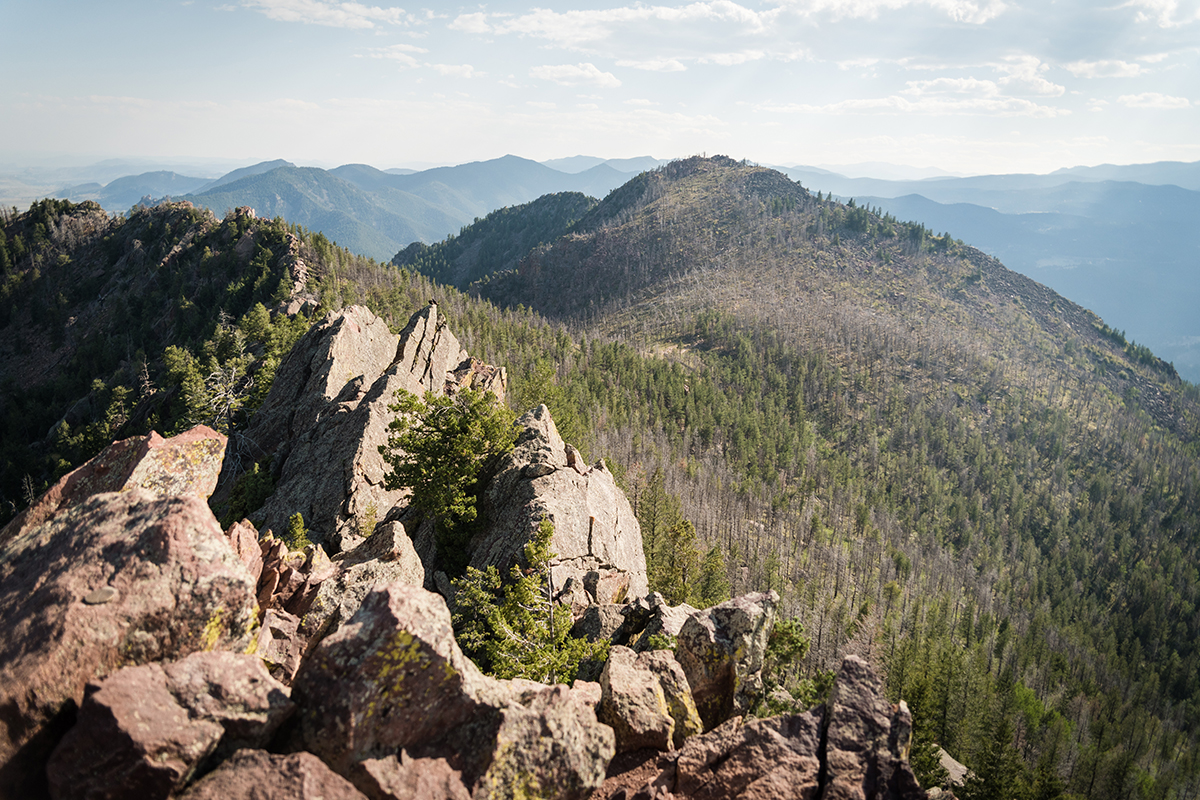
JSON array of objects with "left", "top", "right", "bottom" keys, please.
[
  {"left": 696, "top": 544, "right": 731, "bottom": 607},
  {"left": 379, "top": 386, "right": 517, "bottom": 573},
  {"left": 452, "top": 518, "right": 607, "bottom": 683}
]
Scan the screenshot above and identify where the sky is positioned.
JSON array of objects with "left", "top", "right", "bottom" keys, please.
[{"left": 2, "top": 0, "right": 1198, "bottom": 175}]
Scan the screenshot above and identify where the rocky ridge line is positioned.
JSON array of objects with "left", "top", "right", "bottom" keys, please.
[{"left": 0, "top": 304, "right": 927, "bottom": 800}]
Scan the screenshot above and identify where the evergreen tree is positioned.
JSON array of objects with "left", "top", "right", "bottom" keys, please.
[
  {"left": 510, "top": 356, "right": 588, "bottom": 453},
  {"left": 452, "top": 518, "right": 607, "bottom": 683},
  {"left": 696, "top": 544, "right": 731, "bottom": 607},
  {"left": 379, "top": 386, "right": 517, "bottom": 573}
]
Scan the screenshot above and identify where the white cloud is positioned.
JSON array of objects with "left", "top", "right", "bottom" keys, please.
[
  {"left": 903, "top": 77, "right": 1001, "bottom": 95},
  {"left": 448, "top": 12, "right": 492, "bottom": 34},
  {"left": 996, "top": 55, "right": 1064, "bottom": 96},
  {"left": 698, "top": 51, "right": 765, "bottom": 65},
  {"left": 617, "top": 58, "right": 688, "bottom": 72},
  {"left": 625, "top": 98, "right": 660, "bottom": 105},
  {"left": 242, "top": 0, "right": 409, "bottom": 29},
  {"left": 1118, "top": 92, "right": 1191, "bottom": 108},
  {"left": 448, "top": 0, "right": 1006, "bottom": 70},
  {"left": 776, "top": 49, "right": 812, "bottom": 62},
  {"left": 758, "top": 94, "right": 1065, "bottom": 117},
  {"left": 898, "top": 59, "right": 1064, "bottom": 100},
  {"left": 526, "top": 101, "right": 557, "bottom": 109},
  {"left": 487, "top": 2, "right": 773, "bottom": 46},
  {"left": 1122, "top": 0, "right": 1200, "bottom": 28},
  {"left": 781, "top": 0, "right": 1008, "bottom": 24},
  {"left": 837, "top": 57, "right": 880, "bottom": 70},
  {"left": 429, "top": 63, "right": 479, "bottom": 78},
  {"left": 359, "top": 43, "right": 427, "bottom": 66},
  {"left": 530, "top": 63, "right": 621, "bottom": 87},
  {"left": 1064, "top": 59, "right": 1146, "bottom": 78}
]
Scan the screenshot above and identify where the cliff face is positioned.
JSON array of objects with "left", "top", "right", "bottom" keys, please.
[
  {"left": 475, "top": 404, "right": 650, "bottom": 601},
  {"left": 215, "top": 302, "right": 504, "bottom": 553},
  {"left": 0, "top": 304, "right": 926, "bottom": 800}
]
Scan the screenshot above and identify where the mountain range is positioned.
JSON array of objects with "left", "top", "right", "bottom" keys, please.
[
  {"left": 45, "top": 156, "right": 651, "bottom": 262},
  {"left": 777, "top": 162, "right": 1200, "bottom": 381},
  {"left": 4, "top": 155, "right": 1199, "bottom": 797},
  {"left": 12, "top": 153, "right": 1200, "bottom": 382}
]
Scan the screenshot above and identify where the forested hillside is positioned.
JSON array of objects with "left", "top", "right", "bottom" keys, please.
[
  {"left": 407, "top": 156, "right": 1200, "bottom": 800},
  {"left": 4, "top": 156, "right": 1200, "bottom": 800},
  {"left": 393, "top": 192, "right": 597, "bottom": 289}
]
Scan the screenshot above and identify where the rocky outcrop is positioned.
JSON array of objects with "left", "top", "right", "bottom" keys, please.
[
  {"left": 599, "top": 646, "right": 702, "bottom": 753},
  {"left": 217, "top": 303, "right": 506, "bottom": 553},
  {"left": 255, "top": 535, "right": 336, "bottom": 620},
  {"left": 178, "top": 750, "right": 368, "bottom": 800},
  {"left": 674, "top": 712, "right": 824, "bottom": 800},
  {"left": 474, "top": 405, "right": 648, "bottom": 599},
  {"left": 255, "top": 609, "right": 307, "bottom": 683},
  {"left": 472, "top": 680, "right": 612, "bottom": 800},
  {"left": 612, "top": 592, "right": 700, "bottom": 652},
  {"left": 288, "top": 582, "right": 614, "bottom": 799},
  {"left": 297, "top": 520, "right": 426, "bottom": 655},
  {"left": 591, "top": 656, "right": 924, "bottom": 800},
  {"left": 0, "top": 490, "right": 257, "bottom": 799},
  {"left": 675, "top": 591, "right": 778, "bottom": 731},
  {"left": 0, "top": 425, "right": 226, "bottom": 546},
  {"left": 349, "top": 753, "right": 472, "bottom": 800},
  {"left": 46, "top": 652, "right": 294, "bottom": 800},
  {"left": 245, "top": 533, "right": 339, "bottom": 683},
  {"left": 226, "top": 519, "right": 264, "bottom": 583},
  {"left": 824, "top": 656, "right": 922, "bottom": 800},
  {"left": 571, "top": 603, "right": 627, "bottom": 643}
]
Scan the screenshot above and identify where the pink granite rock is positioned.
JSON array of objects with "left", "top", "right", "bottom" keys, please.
[
  {"left": 0, "top": 490, "right": 257, "bottom": 798},
  {"left": 0, "top": 425, "right": 226, "bottom": 546},
  {"left": 178, "top": 750, "right": 368, "bottom": 800},
  {"left": 290, "top": 583, "right": 614, "bottom": 799},
  {"left": 46, "top": 651, "right": 292, "bottom": 800},
  {"left": 349, "top": 752, "right": 471, "bottom": 800},
  {"left": 675, "top": 591, "right": 778, "bottom": 731}
]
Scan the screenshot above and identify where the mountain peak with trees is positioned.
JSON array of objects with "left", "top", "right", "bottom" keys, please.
[{"left": 1, "top": 153, "right": 1199, "bottom": 797}]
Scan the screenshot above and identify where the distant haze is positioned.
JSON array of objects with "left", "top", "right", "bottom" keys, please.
[{"left": 2, "top": 1, "right": 1197, "bottom": 174}]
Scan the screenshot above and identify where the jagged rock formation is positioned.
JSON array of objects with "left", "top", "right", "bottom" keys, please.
[
  {"left": 823, "top": 656, "right": 919, "bottom": 800},
  {"left": 45, "top": 652, "right": 294, "bottom": 800},
  {"left": 0, "top": 305, "right": 928, "bottom": 800},
  {"left": 675, "top": 592, "right": 778, "bottom": 732},
  {"left": 599, "top": 646, "right": 702, "bottom": 753},
  {"left": 295, "top": 520, "right": 426, "bottom": 660},
  {"left": 612, "top": 592, "right": 700, "bottom": 652},
  {"left": 178, "top": 750, "right": 367, "bottom": 800},
  {"left": 217, "top": 303, "right": 505, "bottom": 553},
  {"left": 0, "top": 489, "right": 258, "bottom": 799},
  {"left": 249, "top": 536, "right": 337, "bottom": 682},
  {"left": 349, "top": 752, "right": 471, "bottom": 800},
  {"left": 0, "top": 425, "right": 226, "bottom": 546},
  {"left": 475, "top": 404, "right": 649, "bottom": 599},
  {"left": 288, "top": 583, "right": 615, "bottom": 799},
  {"left": 592, "top": 655, "right": 922, "bottom": 800}
]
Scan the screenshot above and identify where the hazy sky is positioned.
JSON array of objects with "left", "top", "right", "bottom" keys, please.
[{"left": 3, "top": 0, "right": 1198, "bottom": 174}]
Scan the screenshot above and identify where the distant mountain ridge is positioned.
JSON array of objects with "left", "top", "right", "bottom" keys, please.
[
  {"left": 540, "top": 155, "right": 668, "bottom": 174},
  {"left": 772, "top": 160, "right": 1200, "bottom": 380},
  {"left": 51, "top": 155, "right": 643, "bottom": 261},
  {"left": 39, "top": 154, "right": 1200, "bottom": 379},
  {"left": 58, "top": 171, "right": 212, "bottom": 212}
]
